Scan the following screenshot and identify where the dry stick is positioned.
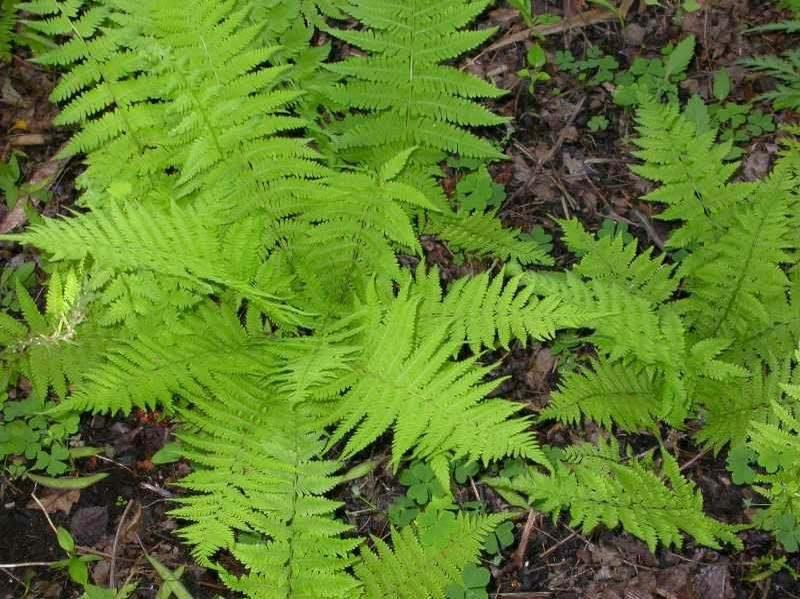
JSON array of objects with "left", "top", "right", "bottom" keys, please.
[
  {"left": 510, "top": 510, "right": 539, "bottom": 571},
  {"left": 109, "top": 499, "right": 135, "bottom": 589},
  {"left": 538, "top": 530, "right": 578, "bottom": 560},
  {"left": 507, "top": 96, "right": 587, "bottom": 204},
  {"left": 30, "top": 492, "right": 59, "bottom": 536},
  {"left": 679, "top": 446, "right": 712, "bottom": 473},
  {"left": 0, "top": 561, "right": 59, "bottom": 568}
]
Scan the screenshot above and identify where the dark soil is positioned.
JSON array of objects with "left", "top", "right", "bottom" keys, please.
[{"left": 2, "top": 0, "right": 800, "bottom": 597}]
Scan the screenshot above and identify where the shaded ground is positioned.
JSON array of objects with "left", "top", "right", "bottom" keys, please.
[{"left": 2, "top": 0, "right": 800, "bottom": 597}]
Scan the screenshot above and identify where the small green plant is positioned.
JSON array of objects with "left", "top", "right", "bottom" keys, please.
[
  {"left": 453, "top": 167, "right": 506, "bottom": 213},
  {"left": 53, "top": 526, "right": 103, "bottom": 589},
  {"left": 507, "top": 0, "right": 560, "bottom": 30},
  {"left": 0, "top": 395, "right": 80, "bottom": 476},
  {"left": 388, "top": 462, "right": 450, "bottom": 527},
  {"left": 614, "top": 36, "right": 696, "bottom": 106},
  {"left": 517, "top": 43, "right": 550, "bottom": 93},
  {"left": 554, "top": 46, "right": 619, "bottom": 85},
  {"left": 0, "top": 260, "right": 36, "bottom": 310},
  {"left": 483, "top": 520, "right": 515, "bottom": 555},
  {"left": 445, "top": 564, "right": 491, "bottom": 599},
  {"left": 588, "top": 115, "right": 610, "bottom": 132}
]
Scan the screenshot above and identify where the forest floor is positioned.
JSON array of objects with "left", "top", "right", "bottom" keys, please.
[{"left": 1, "top": 0, "right": 799, "bottom": 597}]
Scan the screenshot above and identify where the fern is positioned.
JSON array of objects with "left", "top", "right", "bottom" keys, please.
[
  {"left": 416, "top": 268, "right": 582, "bottom": 353},
  {"left": 326, "top": 0, "right": 506, "bottom": 164},
  {"left": 487, "top": 439, "right": 743, "bottom": 552},
  {"left": 741, "top": 51, "right": 800, "bottom": 111},
  {"left": 631, "top": 99, "right": 741, "bottom": 248},
  {"left": 0, "top": 0, "right": 15, "bottom": 61},
  {"left": 3, "top": 201, "right": 307, "bottom": 326},
  {"left": 329, "top": 291, "right": 547, "bottom": 483},
  {"left": 424, "top": 211, "right": 553, "bottom": 267},
  {"left": 747, "top": 354, "right": 800, "bottom": 551},
  {"left": 172, "top": 394, "right": 361, "bottom": 597},
  {"left": 355, "top": 512, "right": 505, "bottom": 599}
]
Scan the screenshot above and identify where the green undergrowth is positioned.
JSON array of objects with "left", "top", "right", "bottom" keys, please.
[{"left": 0, "top": 1, "right": 799, "bottom": 597}]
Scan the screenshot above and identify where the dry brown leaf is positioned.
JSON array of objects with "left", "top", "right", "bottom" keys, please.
[{"left": 26, "top": 488, "right": 81, "bottom": 515}]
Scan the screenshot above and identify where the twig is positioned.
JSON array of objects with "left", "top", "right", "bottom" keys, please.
[
  {"left": 0, "top": 561, "right": 58, "bottom": 568},
  {"left": 538, "top": 531, "right": 577, "bottom": 560},
  {"left": 110, "top": 499, "right": 135, "bottom": 589},
  {"left": 679, "top": 447, "right": 711, "bottom": 472},
  {"left": 510, "top": 510, "right": 538, "bottom": 571},
  {"left": 471, "top": 0, "right": 636, "bottom": 64},
  {"left": 30, "top": 492, "right": 59, "bottom": 537}
]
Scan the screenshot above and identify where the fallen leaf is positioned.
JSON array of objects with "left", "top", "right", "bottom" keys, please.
[
  {"left": 70, "top": 506, "right": 110, "bottom": 546},
  {"left": 26, "top": 489, "right": 81, "bottom": 515}
]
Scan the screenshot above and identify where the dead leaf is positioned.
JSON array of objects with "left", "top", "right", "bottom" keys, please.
[
  {"left": 26, "top": 489, "right": 81, "bottom": 515},
  {"left": 10, "top": 133, "right": 48, "bottom": 147},
  {"left": 71, "top": 506, "right": 110, "bottom": 546}
]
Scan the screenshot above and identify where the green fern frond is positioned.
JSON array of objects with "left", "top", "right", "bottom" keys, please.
[
  {"left": 559, "top": 219, "right": 678, "bottom": 304},
  {"left": 4, "top": 201, "right": 307, "bottom": 326},
  {"left": 59, "top": 304, "right": 273, "bottom": 414},
  {"left": 329, "top": 293, "right": 546, "bottom": 472},
  {"left": 418, "top": 269, "right": 581, "bottom": 352},
  {"left": 694, "top": 357, "right": 789, "bottom": 453},
  {"left": 748, "top": 362, "right": 800, "bottom": 551},
  {"left": 326, "top": 0, "right": 506, "bottom": 167},
  {"left": 172, "top": 394, "right": 360, "bottom": 598},
  {"left": 355, "top": 512, "right": 505, "bottom": 599},
  {"left": 677, "top": 160, "right": 799, "bottom": 342},
  {"left": 426, "top": 211, "right": 554, "bottom": 266},
  {"left": 0, "top": 0, "right": 16, "bottom": 60},
  {"left": 631, "top": 98, "right": 740, "bottom": 248},
  {"left": 740, "top": 51, "right": 800, "bottom": 111},
  {"left": 488, "top": 439, "right": 743, "bottom": 552},
  {"left": 540, "top": 359, "right": 662, "bottom": 432}
]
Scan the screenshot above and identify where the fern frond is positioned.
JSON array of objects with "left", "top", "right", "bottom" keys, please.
[
  {"left": 58, "top": 305, "right": 273, "bottom": 414},
  {"left": 327, "top": 0, "right": 506, "bottom": 172},
  {"left": 677, "top": 160, "right": 799, "bottom": 342},
  {"left": 4, "top": 201, "right": 307, "bottom": 326},
  {"left": 559, "top": 219, "right": 678, "bottom": 304},
  {"left": 740, "top": 50, "right": 800, "bottom": 111},
  {"left": 631, "top": 98, "right": 741, "bottom": 248},
  {"left": 540, "top": 359, "right": 662, "bottom": 432},
  {"left": 0, "top": 0, "right": 16, "bottom": 61},
  {"left": 355, "top": 512, "right": 505, "bottom": 599},
  {"left": 426, "top": 211, "right": 554, "bottom": 266},
  {"left": 329, "top": 293, "right": 546, "bottom": 472},
  {"left": 488, "top": 439, "right": 742, "bottom": 552},
  {"left": 748, "top": 363, "right": 800, "bottom": 551},
  {"left": 417, "top": 269, "right": 581, "bottom": 352},
  {"left": 173, "top": 394, "right": 360, "bottom": 598}
]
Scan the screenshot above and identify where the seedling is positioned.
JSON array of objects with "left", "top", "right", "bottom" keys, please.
[
  {"left": 484, "top": 520, "right": 515, "bottom": 555},
  {"left": 507, "top": 0, "right": 560, "bottom": 30},
  {"left": 588, "top": 115, "right": 610, "bottom": 132},
  {"left": 517, "top": 43, "right": 551, "bottom": 93}
]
